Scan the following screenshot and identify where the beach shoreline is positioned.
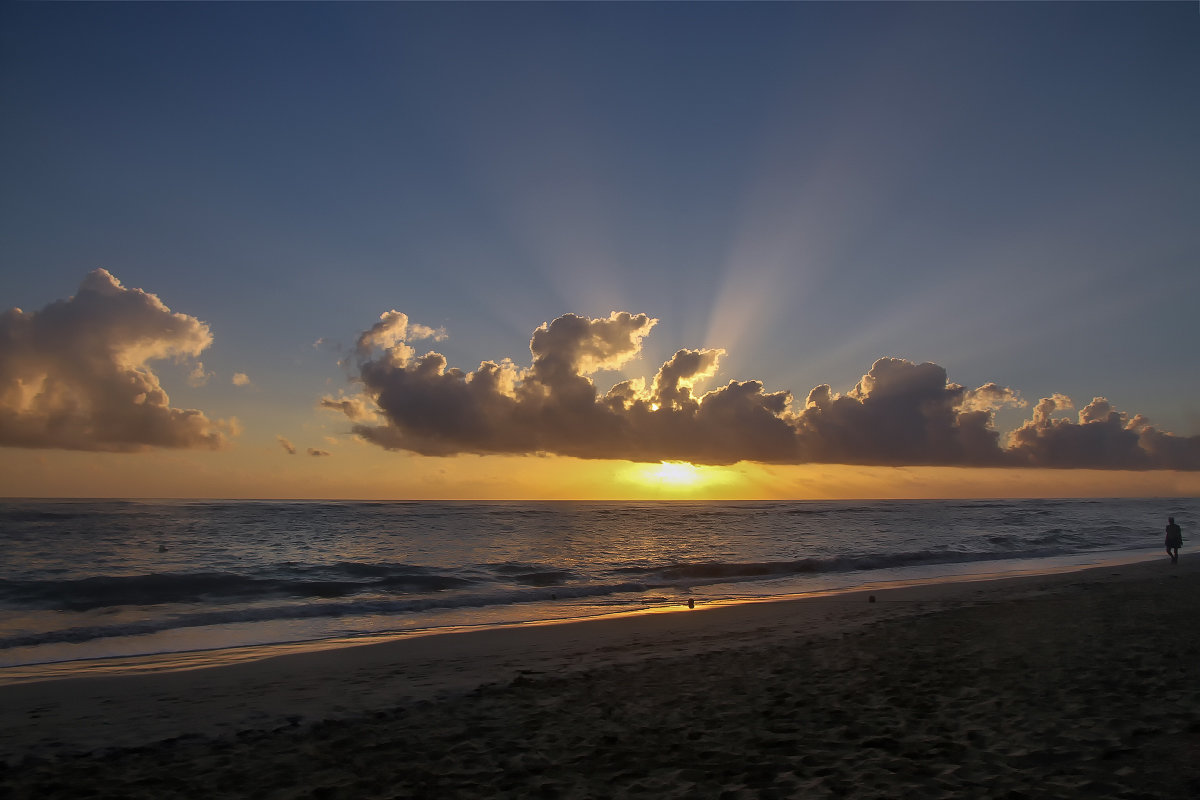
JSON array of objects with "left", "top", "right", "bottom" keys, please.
[
  {"left": 0, "top": 545, "right": 1166, "bottom": 688},
  {"left": 3, "top": 556, "right": 1198, "bottom": 797}
]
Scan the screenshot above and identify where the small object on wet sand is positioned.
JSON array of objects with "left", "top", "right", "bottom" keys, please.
[
  {"left": 868, "top": 595, "right": 876, "bottom": 603},
  {"left": 158, "top": 545, "right": 168, "bottom": 552}
]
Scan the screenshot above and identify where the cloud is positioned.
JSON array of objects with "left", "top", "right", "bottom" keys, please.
[
  {"left": 279, "top": 436, "right": 330, "bottom": 458},
  {"left": 958, "top": 382, "right": 1026, "bottom": 414},
  {"left": 354, "top": 310, "right": 446, "bottom": 361},
  {"left": 795, "top": 358, "right": 1034, "bottom": 467},
  {"left": 1006, "top": 395, "right": 1200, "bottom": 470},
  {"left": 232, "top": 372, "right": 251, "bottom": 387},
  {"left": 329, "top": 309, "right": 1200, "bottom": 471},
  {"left": 318, "top": 391, "right": 379, "bottom": 422},
  {"left": 187, "top": 362, "right": 212, "bottom": 387},
  {"left": 0, "top": 269, "right": 235, "bottom": 452}
]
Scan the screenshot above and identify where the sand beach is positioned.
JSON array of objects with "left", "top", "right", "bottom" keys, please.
[{"left": 2, "top": 558, "right": 1198, "bottom": 799}]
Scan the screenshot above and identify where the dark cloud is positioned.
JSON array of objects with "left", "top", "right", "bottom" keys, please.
[
  {"left": 1007, "top": 395, "right": 1200, "bottom": 470},
  {"left": 0, "top": 270, "right": 234, "bottom": 452},
  {"left": 307, "top": 448, "right": 331, "bottom": 457},
  {"left": 327, "top": 309, "right": 1200, "bottom": 470}
]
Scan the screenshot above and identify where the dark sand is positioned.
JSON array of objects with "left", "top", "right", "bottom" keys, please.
[{"left": 2, "top": 558, "right": 1198, "bottom": 798}]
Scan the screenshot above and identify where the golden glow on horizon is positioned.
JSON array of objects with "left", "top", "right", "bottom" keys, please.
[
  {"left": 2, "top": 445, "right": 1199, "bottom": 501},
  {"left": 647, "top": 460, "right": 702, "bottom": 485},
  {"left": 618, "top": 460, "right": 749, "bottom": 497}
]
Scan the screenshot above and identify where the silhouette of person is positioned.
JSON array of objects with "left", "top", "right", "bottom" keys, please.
[{"left": 1165, "top": 516, "right": 1182, "bottom": 564}]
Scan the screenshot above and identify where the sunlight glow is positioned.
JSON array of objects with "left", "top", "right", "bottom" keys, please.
[
  {"left": 649, "top": 460, "right": 702, "bottom": 485},
  {"left": 614, "top": 459, "right": 753, "bottom": 499},
  {"left": 619, "top": 460, "right": 739, "bottom": 496}
]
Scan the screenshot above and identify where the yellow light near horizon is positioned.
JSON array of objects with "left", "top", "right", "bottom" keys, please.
[
  {"left": 7, "top": 446, "right": 1200, "bottom": 502},
  {"left": 615, "top": 459, "right": 751, "bottom": 498},
  {"left": 650, "top": 460, "right": 702, "bottom": 485}
]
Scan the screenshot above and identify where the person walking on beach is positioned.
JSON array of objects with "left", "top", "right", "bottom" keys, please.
[{"left": 1165, "top": 516, "right": 1183, "bottom": 564}]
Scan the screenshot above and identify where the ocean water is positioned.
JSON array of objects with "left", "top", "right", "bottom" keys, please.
[{"left": 1, "top": 498, "right": 1194, "bottom": 682}]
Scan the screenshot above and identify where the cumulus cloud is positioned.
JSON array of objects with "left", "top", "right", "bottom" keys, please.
[
  {"left": 327, "top": 309, "right": 1200, "bottom": 471},
  {"left": 958, "top": 382, "right": 1026, "bottom": 414},
  {"left": 353, "top": 310, "right": 446, "bottom": 362},
  {"left": 232, "top": 372, "right": 251, "bottom": 387},
  {"left": 187, "top": 362, "right": 212, "bottom": 387},
  {"left": 1006, "top": 395, "right": 1200, "bottom": 469},
  {"left": 0, "top": 269, "right": 235, "bottom": 452}
]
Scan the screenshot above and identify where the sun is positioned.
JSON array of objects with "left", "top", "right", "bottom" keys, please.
[
  {"left": 630, "top": 460, "right": 711, "bottom": 488},
  {"left": 649, "top": 461, "right": 702, "bottom": 485},
  {"left": 617, "top": 459, "right": 750, "bottom": 498}
]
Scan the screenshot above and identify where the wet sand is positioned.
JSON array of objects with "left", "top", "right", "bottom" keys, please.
[{"left": 2, "top": 558, "right": 1198, "bottom": 798}]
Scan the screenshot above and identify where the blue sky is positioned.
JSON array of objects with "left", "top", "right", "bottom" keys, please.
[{"left": 2, "top": 2, "right": 1198, "bottom": 498}]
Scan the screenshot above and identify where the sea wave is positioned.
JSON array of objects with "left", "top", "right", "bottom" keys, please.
[
  {"left": 0, "top": 581, "right": 655, "bottom": 650},
  {"left": 0, "top": 497, "right": 1187, "bottom": 667},
  {"left": 0, "top": 568, "right": 477, "bottom": 611},
  {"left": 610, "top": 545, "right": 1141, "bottom": 584}
]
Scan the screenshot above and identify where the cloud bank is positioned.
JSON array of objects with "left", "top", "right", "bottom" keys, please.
[
  {"left": 1, "top": 270, "right": 234, "bottom": 452},
  {"left": 328, "top": 310, "right": 1200, "bottom": 470}
]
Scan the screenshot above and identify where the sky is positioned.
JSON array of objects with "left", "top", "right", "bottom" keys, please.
[{"left": 2, "top": 2, "right": 1198, "bottom": 500}]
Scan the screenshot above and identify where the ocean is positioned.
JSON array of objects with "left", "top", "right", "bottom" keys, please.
[{"left": 1, "top": 497, "right": 1194, "bottom": 683}]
